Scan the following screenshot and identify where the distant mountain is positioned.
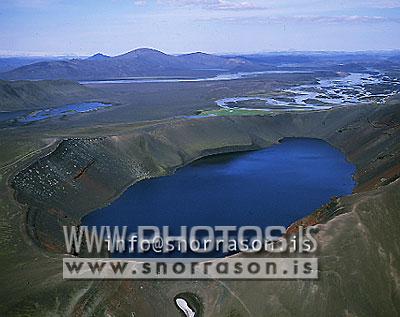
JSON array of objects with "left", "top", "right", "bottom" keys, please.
[
  {"left": 86, "top": 53, "right": 110, "bottom": 61},
  {"left": 179, "top": 52, "right": 253, "bottom": 69},
  {"left": 116, "top": 48, "right": 168, "bottom": 59},
  {"left": 231, "top": 51, "right": 400, "bottom": 67},
  {"left": 388, "top": 55, "right": 400, "bottom": 64},
  {"left": 0, "top": 56, "right": 62, "bottom": 73},
  {"left": 0, "top": 48, "right": 263, "bottom": 81}
]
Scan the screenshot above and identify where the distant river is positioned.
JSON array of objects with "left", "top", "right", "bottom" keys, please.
[
  {"left": 79, "top": 70, "right": 311, "bottom": 84},
  {"left": 214, "top": 72, "right": 391, "bottom": 112},
  {"left": 83, "top": 138, "right": 355, "bottom": 257}
]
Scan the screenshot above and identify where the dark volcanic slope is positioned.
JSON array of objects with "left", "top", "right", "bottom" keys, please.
[
  {"left": 0, "top": 48, "right": 262, "bottom": 80},
  {"left": 0, "top": 80, "right": 96, "bottom": 111},
  {"left": 7, "top": 101, "right": 400, "bottom": 316}
]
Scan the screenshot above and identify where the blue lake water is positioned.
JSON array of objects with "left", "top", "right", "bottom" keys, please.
[
  {"left": 19, "top": 102, "right": 111, "bottom": 123},
  {"left": 0, "top": 111, "right": 27, "bottom": 122},
  {"left": 0, "top": 102, "right": 111, "bottom": 124},
  {"left": 83, "top": 138, "right": 355, "bottom": 257}
]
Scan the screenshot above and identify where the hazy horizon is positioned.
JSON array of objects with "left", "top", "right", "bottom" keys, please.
[
  {"left": 2, "top": 47, "right": 400, "bottom": 59},
  {"left": 1, "top": 0, "right": 400, "bottom": 56}
]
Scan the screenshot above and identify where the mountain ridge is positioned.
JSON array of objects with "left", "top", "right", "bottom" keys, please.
[
  {"left": 0, "top": 48, "right": 263, "bottom": 80},
  {"left": 86, "top": 53, "right": 110, "bottom": 60}
]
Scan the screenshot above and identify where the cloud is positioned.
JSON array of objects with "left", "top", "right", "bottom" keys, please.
[
  {"left": 361, "top": 0, "right": 400, "bottom": 9},
  {"left": 133, "top": 0, "right": 400, "bottom": 11},
  {"left": 208, "top": 0, "right": 263, "bottom": 10},
  {"left": 133, "top": 0, "right": 267, "bottom": 10},
  {"left": 200, "top": 14, "right": 400, "bottom": 24},
  {"left": 293, "top": 15, "right": 400, "bottom": 24}
]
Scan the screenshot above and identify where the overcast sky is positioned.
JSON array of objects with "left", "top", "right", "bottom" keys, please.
[{"left": 0, "top": 0, "right": 399, "bottom": 56}]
